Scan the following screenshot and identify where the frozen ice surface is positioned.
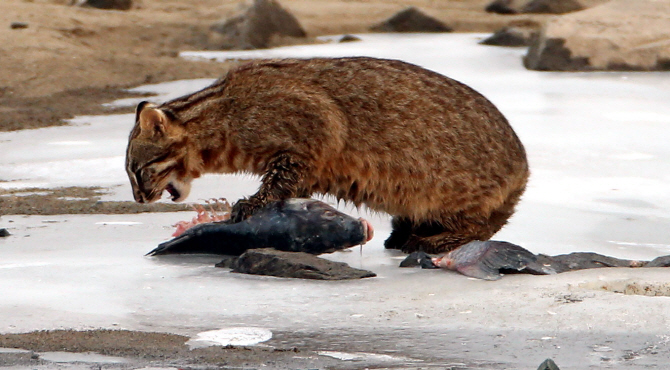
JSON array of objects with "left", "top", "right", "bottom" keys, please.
[
  {"left": 38, "top": 352, "right": 128, "bottom": 364},
  {"left": 2, "top": 33, "right": 670, "bottom": 368}
]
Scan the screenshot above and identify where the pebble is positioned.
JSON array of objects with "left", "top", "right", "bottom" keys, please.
[
  {"left": 538, "top": 358, "right": 560, "bottom": 370},
  {"left": 10, "top": 22, "right": 28, "bottom": 30}
]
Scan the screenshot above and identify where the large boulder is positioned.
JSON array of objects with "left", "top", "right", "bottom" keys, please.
[
  {"left": 524, "top": 0, "right": 670, "bottom": 71},
  {"left": 210, "top": 0, "right": 306, "bottom": 50},
  {"left": 71, "top": 0, "right": 132, "bottom": 10},
  {"left": 370, "top": 7, "right": 452, "bottom": 33}
]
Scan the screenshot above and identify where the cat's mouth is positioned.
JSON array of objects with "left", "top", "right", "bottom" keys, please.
[{"left": 165, "top": 183, "right": 182, "bottom": 202}]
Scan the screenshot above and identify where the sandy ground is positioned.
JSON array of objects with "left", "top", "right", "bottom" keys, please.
[{"left": 0, "top": 0, "right": 552, "bottom": 132}]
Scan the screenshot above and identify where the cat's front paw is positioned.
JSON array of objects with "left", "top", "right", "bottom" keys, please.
[{"left": 230, "top": 198, "right": 262, "bottom": 223}]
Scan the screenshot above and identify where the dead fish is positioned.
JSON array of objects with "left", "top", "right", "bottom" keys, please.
[
  {"left": 431, "top": 240, "right": 556, "bottom": 280},
  {"left": 172, "top": 199, "right": 231, "bottom": 237},
  {"left": 147, "top": 198, "right": 374, "bottom": 256},
  {"left": 399, "top": 240, "right": 556, "bottom": 280},
  {"left": 406, "top": 240, "right": 670, "bottom": 280}
]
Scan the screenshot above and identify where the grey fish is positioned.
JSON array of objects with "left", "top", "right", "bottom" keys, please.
[
  {"left": 147, "top": 198, "right": 373, "bottom": 256},
  {"left": 407, "top": 240, "right": 670, "bottom": 280},
  {"left": 432, "top": 240, "right": 556, "bottom": 280}
]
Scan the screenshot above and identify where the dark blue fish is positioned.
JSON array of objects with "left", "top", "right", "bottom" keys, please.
[{"left": 147, "top": 198, "right": 373, "bottom": 256}]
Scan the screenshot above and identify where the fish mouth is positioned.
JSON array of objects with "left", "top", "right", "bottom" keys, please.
[
  {"left": 359, "top": 218, "right": 374, "bottom": 243},
  {"left": 165, "top": 183, "right": 181, "bottom": 202}
]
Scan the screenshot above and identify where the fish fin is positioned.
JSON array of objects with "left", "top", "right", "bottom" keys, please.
[
  {"left": 646, "top": 255, "right": 670, "bottom": 267},
  {"left": 146, "top": 239, "right": 180, "bottom": 256},
  {"left": 399, "top": 251, "right": 438, "bottom": 269},
  {"left": 146, "top": 233, "right": 196, "bottom": 256},
  {"left": 456, "top": 263, "right": 503, "bottom": 281}
]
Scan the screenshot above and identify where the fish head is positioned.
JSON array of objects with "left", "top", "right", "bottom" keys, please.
[{"left": 281, "top": 199, "right": 374, "bottom": 253}]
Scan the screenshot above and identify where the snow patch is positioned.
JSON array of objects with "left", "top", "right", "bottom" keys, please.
[{"left": 186, "top": 327, "right": 273, "bottom": 348}]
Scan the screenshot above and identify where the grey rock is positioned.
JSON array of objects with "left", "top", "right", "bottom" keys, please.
[
  {"left": 524, "top": 37, "right": 590, "bottom": 70},
  {"left": 481, "top": 26, "right": 538, "bottom": 47},
  {"left": 220, "top": 248, "right": 376, "bottom": 280},
  {"left": 0, "top": 228, "right": 9, "bottom": 237},
  {"left": 538, "top": 358, "right": 561, "bottom": 370},
  {"left": 210, "top": 0, "right": 306, "bottom": 50},
  {"left": 521, "top": 0, "right": 584, "bottom": 14},
  {"left": 485, "top": 0, "right": 519, "bottom": 14},
  {"left": 370, "top": 7, "right": 452, "bottom": 33},
  {"left": 72, "top": 0, "right": 133, "bottom": 11},
  {"left": 524, "top": 0, "right": 670, "bottom": 71}
]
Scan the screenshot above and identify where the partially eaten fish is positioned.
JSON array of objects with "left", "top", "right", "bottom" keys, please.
[
  {"left": 147, "top": 198, "right": 374, "bottom": 256},
  {"left": 431, "top": 240, "right": 556, "bottom": 280},
  {"left": 403, "top": 240, "right": 670, "bottom": 280},
  {"left": 171, "top": 199, "right": 231, "bottom": 237}
]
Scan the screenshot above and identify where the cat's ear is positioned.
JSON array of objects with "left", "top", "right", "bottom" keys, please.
[{"left": 136, "top": 101, "right": 168, "bottom": 137}]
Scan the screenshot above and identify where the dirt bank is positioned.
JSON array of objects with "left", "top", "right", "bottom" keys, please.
[
  {"left": 0, "top": 187, "right": 196, "bottom": 215},
  {"left": 0, "top": 329, "right": 346, "bottom": 369}
]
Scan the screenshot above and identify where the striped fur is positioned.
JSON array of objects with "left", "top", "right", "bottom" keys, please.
[{"left": 125, "top": 57, "right": 529, "bottom": 253}]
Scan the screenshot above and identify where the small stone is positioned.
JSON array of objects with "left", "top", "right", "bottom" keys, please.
[
  {"left": 538, "top": 358, "right": 561, "bottom": 370},
  {"left": 72, "top": 0, "right": 133, "bottom": 11},
  {"left": 10, "top": 22, "right": 28, "bottom": 30},
  {"left": 0, "top": 228, "right": 10, "bottom": 237},
  {"left": 339, "top": 34, "right": 361, "bottom": 43}
]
